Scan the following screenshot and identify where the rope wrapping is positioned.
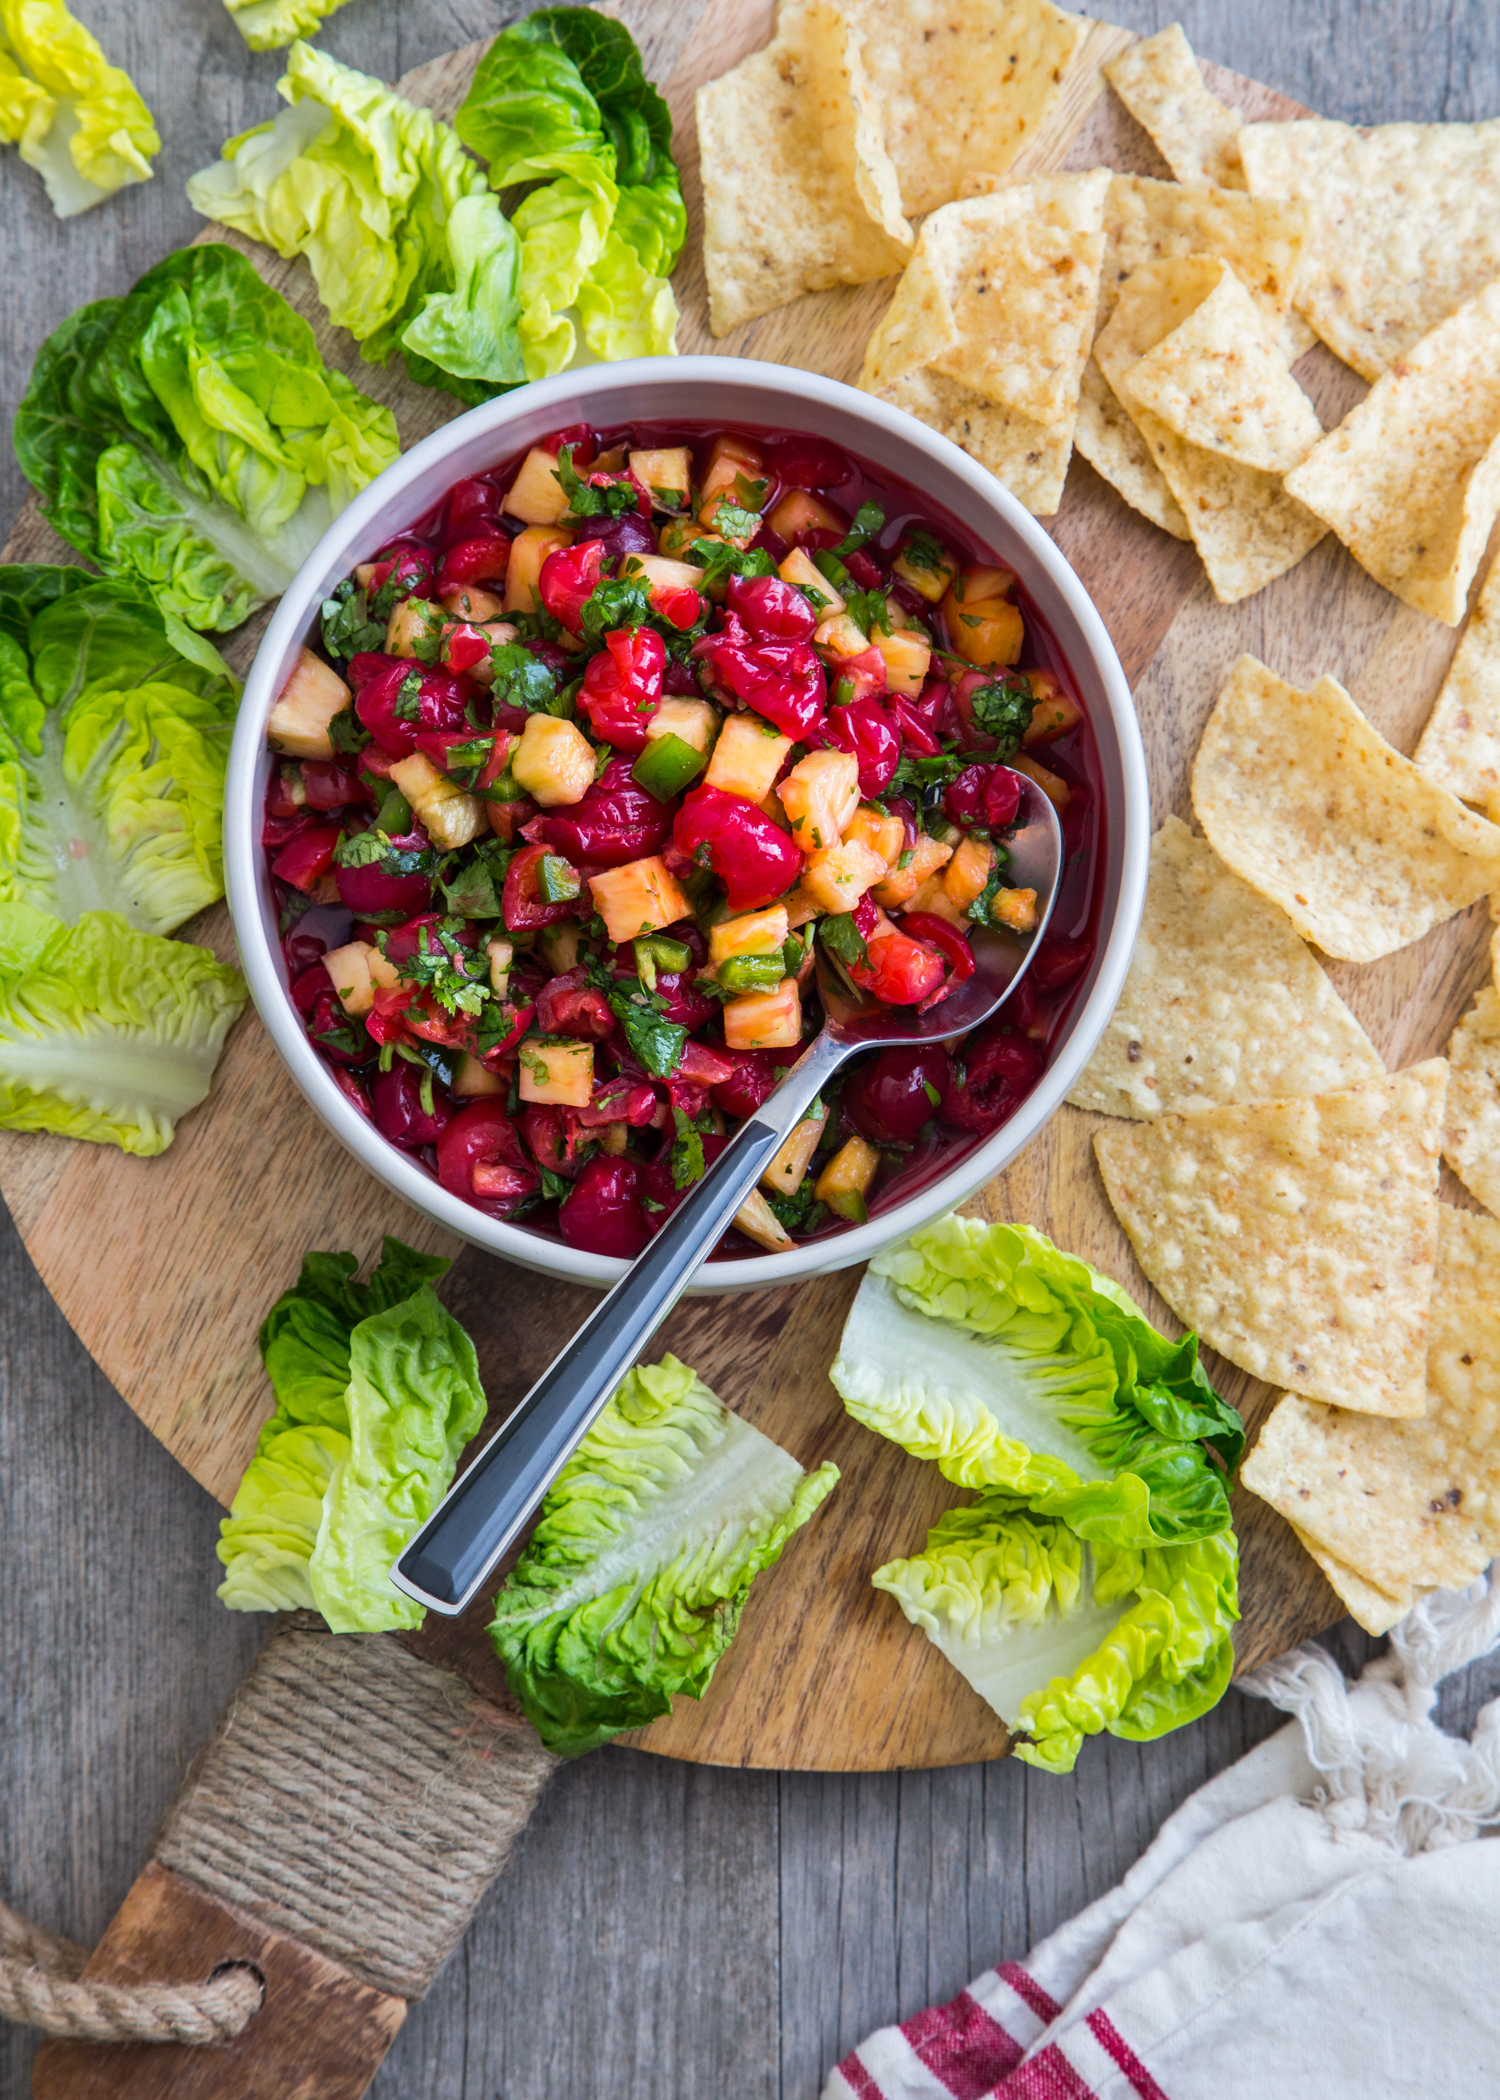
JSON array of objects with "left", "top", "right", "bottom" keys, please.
[
  {"left": 1, "top": 1618, "right": 558, "bottom": 2041},
  {"left": 0, "top": 1901, "right": 263, "bottom": 2043}
]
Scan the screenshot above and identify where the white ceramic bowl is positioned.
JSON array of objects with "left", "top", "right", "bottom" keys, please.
[{"left": 224, "top": 356, "right": 1147, "bottom": 1291}]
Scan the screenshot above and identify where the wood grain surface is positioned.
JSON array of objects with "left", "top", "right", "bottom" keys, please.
[
  {"left": 7, "top": 6, "right": 1500, "bottom": 2099},
  {"left": 2, "top": 0, "right": 1489, "bottom": 1774}
]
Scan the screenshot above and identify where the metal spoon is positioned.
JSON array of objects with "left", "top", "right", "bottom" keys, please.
[{"left": 390, "top": 776, "right": 1064, "bottom": 1619}]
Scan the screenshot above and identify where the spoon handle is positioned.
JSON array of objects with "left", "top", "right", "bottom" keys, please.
[{"left": 389, "top": 1025, "right": 851, "bottom": 1617}]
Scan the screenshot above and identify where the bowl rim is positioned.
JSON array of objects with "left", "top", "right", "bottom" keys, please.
[{"left": 224, "top": 354, "right": 1148, "bottom": 1292}]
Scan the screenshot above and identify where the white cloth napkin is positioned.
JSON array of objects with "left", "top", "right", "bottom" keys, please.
[{"left": 823, "top": 1575, "right": 1500, "bottom": 2100}]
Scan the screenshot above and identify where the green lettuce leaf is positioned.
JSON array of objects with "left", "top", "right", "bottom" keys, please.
[
  {"left": 219, "top": 1239, "right": 476, "bottom": 1627},
  {"left": 188, "top": 41, "right": 525, "bottom": 406},
  {"left": 831, "top": 1215, "right": 1242, "bottom": 1546},
  {"left": 257, "top": 1236, "right": 453, "bottom": 1430},
  {"left": 0, "top": 0, "right": 158, "bottom": 217},
  {"left": 490, "top": 1355, "right": 839, "bottom": 1754},
  {"left": 222, "top": 0, "right": 353, "bottom": 54},
  {"left": 0, "top": 899, "right": 246, "bottom": 1154},
  {"left": 455, "top": 9, "right": 683, "bottom": 380},
  {"left": 14, "top": 245, "right": 400, "bottom": 632},
  {"left": 309, "top": 1287, "right": 486, "bottom": 1632},
  {"left": 874, "top": 1499, "right": 1239, "bottom": 1773},
  {"left": 0, "top": 566, "right": 237, "bottom": 935}
]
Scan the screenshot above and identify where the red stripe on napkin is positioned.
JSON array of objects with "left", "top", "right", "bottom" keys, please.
[
  {"left": 1086, "top": 2009, "right": 1170, "bottom": 2100},
  {"left": 902, "top": 1989, "right": 1024, "bottom": 2095}
]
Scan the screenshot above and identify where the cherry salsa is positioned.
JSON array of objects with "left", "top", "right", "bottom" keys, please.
[{"left": 262, "top": 422, "right": 1104, "bottom": 1259}]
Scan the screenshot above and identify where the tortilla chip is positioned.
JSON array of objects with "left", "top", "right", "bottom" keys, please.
[
  {"left": 1097, "top": 174, "right": 1313, "bottom": 361},
  {"left": 1444, "top": 986, "right": 1500, "bottom": 1216},
  {"left": 929, "top": 177, "right": 1109, "bottom": 425},
  {"left": 697, "top": 0, "right": 913, "bottom": 335},
  {"left": 877, "top": 366, "right": 1072, "bottom": 515},
  {"left": 1241, "top": 1206, "right": 1500, "bottom": 1623},
  {"left": 1284, "top": 281, "right": 1500, "bottom": 626},
  {"left": 1120, "top": 260, "right": 1322, "bottom": 473},
  {"left": 1288, "top": 1526, "right": 1419, "bottom": 1637},
  {"left": 1072, "top": 358, "right": 1191, "bottom": 537},
  {"left": 1104, "top": 25, "right": 1246, "bottom": 192},
  {"left": 1067, "top": 816, "right": 1383, "bottom": 1119},
  {"left": 1094, "top": 258, "right": 1326, "bottom": 602},
  {"left": 1191, "top": 655, "right": 1500, "bottom": 962},
  {"left": 839, "top": 0, "right": 1088, "bottom": 218},
  {"left": 1094, "top": 1060, "right": 1448, "bottom": 1418},
  {"left": 1239, "top": 117, "right": 1500, "bottom": 382},
  {"left": 860, "top": 189, "right": 1105, "bottom": 514},
  {"left": 1413, "top": 556, "right": 1500, "bottom": 816}
]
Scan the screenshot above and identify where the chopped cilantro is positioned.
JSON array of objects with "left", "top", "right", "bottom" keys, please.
[
  {"left": 554, "top": 444, "right": 639, "bottom": 519},
  {"left": 320, "top": 579, "right": 385, "bottom": 662},
  {"left": 707, "top": 499, "right": 763, "bottom": 544},
  {"left": 490, "top": 641, "right": 561, "bottom": 714},
  {"left": 537, "top": 1163, "right": 576, "bottom": 1203},
  {"left": 765, "top": 1178, "right": 827, "bottom": 1236},
  {"left": 387, "top": 917, "right": 489, "bottom": 1017},
  {"left": 969, "top": 672, "right": 1035, "bottom": 759},
  {"left": 580, "top": 574, "right": 653, "bottom": 639},
  {"left": 392, "top": 669, "right": 425, "bottom": 722},
  {"left": 843, "top": 585, "right": 893, "bottom": 638},
  {"left": 685, "top": 538, "right": 775, "bottom": 588},
  {"left": 819, "top": 913, "right": 870, "bottom": 970},
  {"left": 831, "top": 501, "right": 884, "bottom": 558},
  {"left": 328, "top": 706, "right": 371, "bottom": 758},
  {"left": 968, "top": 854, "right": 1014, "bottom": 929},
  {"left": 439, "top": 840, "right": 513, "bottom": 920},
  {"left": 898, "top": 528, "right": 948, "bottom": 577},
  {"left": 595, "top": 970, "right": 688, "bottom": 1079},
  {"left": 669, "top": 1106, "right": 706, "bottom": 1190}
]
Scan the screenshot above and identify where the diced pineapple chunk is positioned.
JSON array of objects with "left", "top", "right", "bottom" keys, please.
[
  {"left": 1012, "top": 752, "right": 1072, "bottom": 811},
  {"left": 647, "top": 696, "right": 719, "bottom": 756},
  {"left": 266, "top": 648, "right": 352, "bottom": 760},
  {"left": 871, "top": 832, "right": 952, "bottom": 909},
  {"left": 503, "top": 524, "right": 572, "bottom": 615},
  {"left": 704, "top": 711, "right": 793, "bottom": 803},
  {"left": 779, "top": 749, "right": 860, "bottom": 853},
  {"left": 519, "top": 1038, "right": 594, "bottom": 1107},
  {"left": 953, "top": 563, "right": 1017, "bottom": 605},
  {"left": 659, "top": 515, "right": 714, "bottom": 560},
  {"left": 844, "top": 804, "right": 904, "bottom": 868},
  {"left": 321, "top": 939, "right": 401, "bottom": 1017},
  {"left": 814, "top": 1134, "right": 880, "bottom": 1219},
  {"left": 991, "top": 886, "right": 1039, "bottom": 932},
  {"left": 944, "top": 599, "right": 1025, "bottom": 669},
  {"left": 625, "top": 552, "right": 705, "bottom": 595},
  {"left": 630, "top": 447, "right": 692, "bottom": 507},
  {"left": 1022, "top": 669, "right": 1084, "bottom": 745},
  {"left": 510, "top": 715, "right": 596, "bottom": 809},
  {"left": 732, "top": 1187, "right": 795, "bottom": 1252},
  {"left": 767, "top": 488, "right": 844, "bottom": 540},
  {"left": 505, "top": 447, "right": 568, "bottom": 526},
  {"left": 452, "top": 1053, "right": 506, "bottom": 1098},
  {"left": 386, "top": 597, "right": 437, "bottom": 657},
  {"left": 813, "top": 612, "right": 871, "bottom": 661},
  {"left": 440, "top": 585, "right": 505, "bottom": 621},
  {"left": 799, "top": 838, "right": 889, "bottom": 915},
  {"left": 709, "top": 905, "right": 790, "bottom": 974},
  {"left": 539, "top": 922, "right": 583, "bottom": 974},
  {"left": 781, "top": 884, "right": 823, "bottom": 930},
  {"left": 944, "top": 835, "right": 995, "bottom": 912},
  {"left": 875, "top": 625, "right": 931, "bottom": 698},
  {"left": 724, "top": 977, "right": 802, "bottom": 1051},
  {"left": 762, "top": 1101, "right": 829, "bottom": 1195},
  {"left": 589, "top": 855, "right": 692, "bottom": 944},
  {"left": 905, "top": 872, "right": 971, "bottom": 926},
  {"left": 485, "top": 936, "right": 513, "bottom": 995},
  {"left": 697, "top": 433, "right": 766, "bottom": 521},
  {"left": 389, "top": 752, "right": 485, "bottom": 850},
  {"left": 891, "top": 534, "right": 957, "bottom": 604},
  {"left": 778, "top": 545, "right": 844, "bottom": 615}
]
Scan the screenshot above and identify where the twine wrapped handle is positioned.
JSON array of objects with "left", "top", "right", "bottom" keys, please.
[{"left": 0, "top": 1899, "right": 263, "bottom": 2043}]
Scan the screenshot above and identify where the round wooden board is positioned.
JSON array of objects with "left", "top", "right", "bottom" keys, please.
[{"left": 3, "top": 5, "right": 1480, "bottom": 1770}]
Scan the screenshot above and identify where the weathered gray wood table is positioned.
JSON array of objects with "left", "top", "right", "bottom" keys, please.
[{"left": 4, "top": 2, "right": 1500, "bottom": 2094}]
